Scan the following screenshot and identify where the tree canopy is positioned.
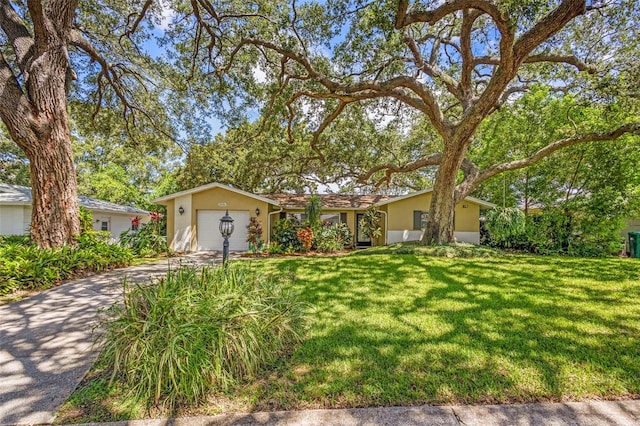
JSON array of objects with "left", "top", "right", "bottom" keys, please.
[{"left": 162, "top": 0, "right": 640, "bottom": 243}]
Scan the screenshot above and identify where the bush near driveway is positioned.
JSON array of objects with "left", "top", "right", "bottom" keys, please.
[
  {"left": 0, "top": 233, "right": 132, "bottom": 295},
  {"left": 100, "top": 262, "right": 307, "bottom": 408}
]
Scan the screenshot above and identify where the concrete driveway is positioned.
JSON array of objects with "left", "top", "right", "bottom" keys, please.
[{"left": 0, "top": 253, "right": 219, "bottom": 425}]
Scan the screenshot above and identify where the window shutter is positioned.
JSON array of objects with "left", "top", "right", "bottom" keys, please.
[
  {"left": 340, "top": 213, "right": 347, "bottom": 223},
  {"left": 413, "top": 211, "right": 423, "bottom": 230}
]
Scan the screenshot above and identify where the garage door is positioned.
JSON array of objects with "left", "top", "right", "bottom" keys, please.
[{"left": 196, "top": 210, "right": 250, "bottom": 251}]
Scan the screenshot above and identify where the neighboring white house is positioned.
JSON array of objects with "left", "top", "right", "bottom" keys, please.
[{"left": 0, "top": 184, "right": 151, "bottom": 240}]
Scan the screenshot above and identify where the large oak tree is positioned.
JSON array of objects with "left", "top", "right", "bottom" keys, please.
[
  {"left": 0, "top": 0, "right": 176, "bottom": 247},
  {"left": 177, "top": 0, "right": 640, "bottom": 244}
]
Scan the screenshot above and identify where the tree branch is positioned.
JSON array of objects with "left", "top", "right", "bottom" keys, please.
[
  {"left": 0, "top": 52, "right": 37, "bottom": 153},
  {"left": 27, "top": 0, "right": 49, "bottom": 52},
  {"left": 474, "top": 53, "right": 597, "bottom": 73},
  {"left": 459, "top": 122, "right": 640, "bottom": 197},
  {"left": 0, "top": 0, "right": 35, "bottom": 75},
  {"left": 224, "top": 38, "right": 452, "bottom": 138},
  {"left": 513, "top": 0, "right": 586, "bottom": 62},
  {"left": 460, "top": 9, "right": 482, "bottom": 107},
  {"left": 357, "top": 153, "right": 444, "bottom": 185},
  {"left": 404, "top": 31, "right": 461, "bottom": 102},
  {"left": 397, "top": 0, "right": 510, "bottom": 36}
]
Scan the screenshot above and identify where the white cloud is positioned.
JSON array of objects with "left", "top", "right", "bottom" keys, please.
[
  {"left": 252, "top": 66, "right": 268, "bottom": 83},
  {"left": 157, "top": 3, "right": 176, "bottom": 31}
]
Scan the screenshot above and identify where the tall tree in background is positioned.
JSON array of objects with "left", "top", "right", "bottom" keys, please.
[{"left": 176, "top": 0, "right": 639, "bottom": 244}]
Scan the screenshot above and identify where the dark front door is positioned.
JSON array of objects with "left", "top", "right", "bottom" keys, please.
[{"left": 356, "top": 213, "right": 371, "bottom": 247}]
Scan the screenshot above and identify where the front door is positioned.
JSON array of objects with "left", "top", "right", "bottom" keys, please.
[{"left": 356, "top": 213, "right": 371, "bottom": 247}]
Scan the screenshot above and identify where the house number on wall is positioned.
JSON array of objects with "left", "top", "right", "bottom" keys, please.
[{"left": 218, "top": 202, "right": 227, "bottom": 207}]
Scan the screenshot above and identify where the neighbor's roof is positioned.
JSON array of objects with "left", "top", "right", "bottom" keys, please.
[
  {"left": 0, "top": 183, "right": 150, "bottom": 215},
  {"left": 264, "top": 193, "right": 392, "bottom": 210}
]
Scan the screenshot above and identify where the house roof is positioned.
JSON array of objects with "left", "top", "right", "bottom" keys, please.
[
  {"left": 0, "top": 183, "right": 150, "bottom": 215},
  {"left": 264, "top": 193, "right": 392, "bottom": 210},
  {"left": 374, "top": 187, "right": 497, "bottom": 209},
  {"left": 151, "top": 182, "right": 279, "bottom": 206},
  {"left": 152, "top": 182, "right": 496, "bottom": 210}
]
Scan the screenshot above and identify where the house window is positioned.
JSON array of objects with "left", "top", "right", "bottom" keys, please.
[
  {"left": 288, "top": 213, "right": 307, "bottom": 224},
  {"left": 413, "top": 211, "right": 429, "bottom": 230},
  {"left": 413, "top": 211, "right": 456, "bottom": 230},
  {"left": 320, "top": 213, "right": 340, "bottom": 225},
  {"left": 101, "top": 221, "right": 109, "bottom": 231}
]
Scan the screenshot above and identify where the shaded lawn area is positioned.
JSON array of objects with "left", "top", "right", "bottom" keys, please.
[{"left": 57, "top": 252, "right": 640, "bottom": 422}]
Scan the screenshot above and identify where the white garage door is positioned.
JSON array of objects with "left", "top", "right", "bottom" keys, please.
[{"left": 197, "top": 210, "right": 250, "bottom": 251}]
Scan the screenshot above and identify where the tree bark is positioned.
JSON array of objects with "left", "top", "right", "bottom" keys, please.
[
  {"left": 421, "top": 146, "right": 464, "bottom": 244},
  {"left": 25, "top": 117, "right": 80, "bottom": 248}
]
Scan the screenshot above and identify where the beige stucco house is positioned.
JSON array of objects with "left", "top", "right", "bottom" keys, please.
[{"left": 152, "top": 182, "right": 496, "bottom": 252}]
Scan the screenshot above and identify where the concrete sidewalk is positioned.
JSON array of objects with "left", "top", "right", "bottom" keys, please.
[
  {"left": 0, "top": 253, "right": 221, "bottom": 426},
  {"left": 70, "top": 400, "right": 640, "bottom": 426}
]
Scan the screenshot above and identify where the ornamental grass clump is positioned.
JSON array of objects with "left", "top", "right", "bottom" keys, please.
[{"left": 100, "top": 262, "right": 306, "bottom": 408}]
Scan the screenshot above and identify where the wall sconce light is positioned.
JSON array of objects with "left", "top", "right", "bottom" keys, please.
[
  {"left": 178, "top": 206, "right": 185, "bottom": 215},
  {"left": 255, "top": 207, "right": 260, "bottom": 216}
]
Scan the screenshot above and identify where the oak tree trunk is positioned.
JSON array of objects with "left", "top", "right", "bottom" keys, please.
[
  {"left": 421, "top": 146, "right": 466, "bottom": 245},
  {"left": 26, "top": 122, "right": 80, "bottom": 248},
  {"left": 27, "top": 43, "right": 80, "bottom": 248}
]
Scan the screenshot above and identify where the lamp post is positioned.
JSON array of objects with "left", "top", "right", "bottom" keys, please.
[{"left": 219, "top": 210, "right": 234, "bottom": 266}]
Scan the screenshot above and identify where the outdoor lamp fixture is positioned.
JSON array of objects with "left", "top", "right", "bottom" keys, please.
[
  {"left": 219, "top": 210, "right": 234, "bottom": 265},
  {"left": 178, "top": 206, "right": 185, "bottom": 215},
  {"left": 255, "top": 207, "right": 260, "bottom": 216}
]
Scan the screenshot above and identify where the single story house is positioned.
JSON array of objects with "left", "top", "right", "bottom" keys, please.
[
  {"left": 0, "top": 183, "right": 150, "bottom": 239},
  {"left": 152, "top": 182, "right": 496, "bottom": 252}
]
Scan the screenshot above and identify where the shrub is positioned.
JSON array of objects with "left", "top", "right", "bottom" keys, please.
[
  {"left": 246, "top": 217, "right": 264, "bottom": 252},
  {"left": 119, "top": 212, "right": 168, "bottom": 256},
  {"left": 315, "top": 223, "right": 352, "bottom": 252},
  {"left": 359, "top": 206, "right": 382, "bottom": 243},
  {"left": 484, "top": 207, "right": 526, "bottom": 247},
  {"left": 0, "top": 232, "right": 132, "bottom": 295},
  {"left": 304, "top": 195, "right": 322, "bottom": 228},
  {"left": 100, "top": 263, "right": 306, "bottom": 408},
  {"left": 0, "top": 235, "right": 30, "bottom": 246},
  {"left": 266, "top": 241, "right": 284, "bottom": 255},
  {"left": 79, "top": 206, "right": 94, "bottom": 234},
  {"left": 296, "top": 227, "right": 314, "bottom": 251},
  {"left": 272, "top": 218, "right": 302, "bottom": 252}
]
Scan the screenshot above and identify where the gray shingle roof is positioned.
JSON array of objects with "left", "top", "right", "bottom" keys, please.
[{"left": 0, "top": 183, "right": 149, "bottom": 215}]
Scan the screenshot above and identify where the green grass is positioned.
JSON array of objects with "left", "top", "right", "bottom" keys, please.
[{"left": 57, "top": 249, "right": 640, "bottom": 422}]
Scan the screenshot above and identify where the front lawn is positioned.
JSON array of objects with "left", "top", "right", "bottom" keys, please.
[{"left": 57, "top": 250, "right": 640, "bottom": 422}]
